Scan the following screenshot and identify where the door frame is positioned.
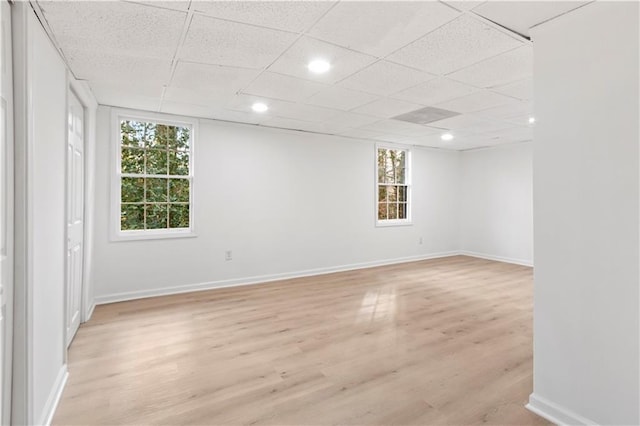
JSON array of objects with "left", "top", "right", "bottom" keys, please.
[{"left": 66, "top": 77, "right": 97, "bottom": 344}]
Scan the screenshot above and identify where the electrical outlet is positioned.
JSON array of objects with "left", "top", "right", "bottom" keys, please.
[
  {"left": 225, "top": 250, "right": 232, "bottom": 261},
  {"left": 419, "top": 237, "right": 423, "bottom": 245}
]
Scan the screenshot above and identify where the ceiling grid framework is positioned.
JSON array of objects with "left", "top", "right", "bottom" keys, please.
[{"left": 34, "top": 0, "right": 587, "bottom": 150}]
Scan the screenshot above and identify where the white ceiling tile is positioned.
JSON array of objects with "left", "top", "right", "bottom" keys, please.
[
  {"left": 242, "top": 72, "right": 327, "bottom": 102},
  {"left": 427, "top": 114, "right": 516, "bottom": 134},
  {"left": 472, "top": 1, "right": 589, "bottom": 37},
  {"left": 360, "top": 120, "right": 439, "bottom": 137},
  {"left": 338, "top": 128, "right": 385, "bottom": 140},
  {"left": 181, "top": 15, "right": 298, "bottom": 68},
  {"left": 392, "top": 77, "right": 478, "bottom": 106},
  {"left": 443, "top": 1, "right": 486, "bottom": 12},
  {"left": 171, "top": 61, "right": 260, "bottom": 97},
  {"left": 160, "top": 101, "right": 219, "bottom": 119},
  {"left": 492, "top": 78, "right": 533, "bottom": 101},
  {"left": 320, "top": 112, "right": 380, "bottom": 129},
  {"left": 387, "top": 14, "right": 522, "bottom": 75},
  {"left": 90, "top": 82, "right": 162, "bottom": 111},
  {"left": 64, "top": 48, "right": 172, "bottom": 89},
  {"left": 479, "top": 126, "right": 533, "bottom": 144},
  {"left": 447, "top": 45, "right": 532, "bottom": 88},
  {"left": 39, "top": 1, "right": 185, "bottom": 59},
  {"left": 435, "top": 90, "right": 520, "bottom": 114},
  {"left": 260, "top": 117, "right": 321, "bottom": 132},
  {"left": 210, "top": 108, "right": 268, "bottom": 125},
  {"left": 123, "top": 1, "right": 191, "bottom": 12},
  {"left": 338, "top": 61, "right": 436, "bottom": 96},
  {"left": 268, "top": 37, "right": 377, "bottom": 84},
  {"left": 305, "top": 86, "right": 379, "bottom": 111},
  {"left": 191, "top": 1, "right": 334, "bottom": 33},
  {"left": 372, "top": 134, "right": 412, "bottom": 143},
  {"left": 307, "top": 1, "right": 460, "bottom": 57},
  {"left": 163, "top": 87, "right": 231, "bottom": 109},
  {"left": 474, "top": 100, "right": 534, "bottom": 120},
  {"left": 352, "top": 98, "right": 424, "bottom": 119},
  {"left": 273, "top": 103, "right": 342, "bottom": 123},
  {"left": 504, "top": 113, "right": 536, "bottom": 127}
]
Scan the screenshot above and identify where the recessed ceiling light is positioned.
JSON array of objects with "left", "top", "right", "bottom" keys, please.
[
  {"left": 307, "top": 59, "right": 331, "bottom": 74},
  {"left": 251, "top": 102, "right": 268, "bottom": 113},
  {"left": 528, "top": 116, "right": 536, "bottom": 124},
  {"left": 441, "top": 133, "right": 454, "bottom": 141}
]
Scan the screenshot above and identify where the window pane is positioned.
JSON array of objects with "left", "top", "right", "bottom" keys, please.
[
  {"left": 388, "top": 202, "right": 398, "bottom": 219},
  {"left": 399, "top": 186, "right": 407, "bottom": 202},
  {"left": 388, "top": 185, "right": 397, "bottom": 202},
  {"left": 396, "top": 167, "right": 406, "bottom": 184},
  {"left": 169, "top": 204, "right": 190, "bottom": 228},
  {"left": 148, "top": 124, "right": 169, "bottom": 149},
  {"left": 378, "top": 202, "right": 388, "bottom": 220},
  {"left": 399, "top": 203, "right": 407, "bottom": 219},
  {"left": 146, "top": 178, "right": 168, "bottom": 202},
  {"left": 121, "top": 120, "right": 145, "bottom": 148},
  {"left": 385, "top": 150, "right": 396, "bottom": 184},
  {"left": 169, "top": 126, "right": 190, "bottom": 151},
  {"left": 378, "top": 185, "right": 387, "bottom": 202},
  {"left": 146, "top": 149, "right": 168, "bottom": 175},
  {"left": 121, "top": 177, "right": 144, "bottom": 203},
  {"left": 121, "top": 204, "right": 144, "bottom": 230},
  {"left": 121, "top": 148, "right": 144, "bottom": 174},
  {"left": 146, "top": 204, "right": 168, "bottom": 229},
  {"left": 169, "top": 179, "right": 190, "bottom": 202},
  {"left": 169, "top": 151, "right": 189, "bottom": 175},
  {"left": 377, "top": 149, "right": 386, "bottom": 183}
]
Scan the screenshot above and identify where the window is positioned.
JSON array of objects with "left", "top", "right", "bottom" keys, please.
[
  {"left": 113, "top": 111, "right": 195, "bottom": 240},
  {"left": 376, "top": 145, "right": 411, "bottom": 225}
]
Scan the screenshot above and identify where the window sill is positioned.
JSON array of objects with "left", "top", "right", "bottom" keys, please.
[
  {"left": 375, "top": 220, "right": 413, "bottom": 228},
  {"left": 111, "top": 229, "right": 197, "bottom": 242}
]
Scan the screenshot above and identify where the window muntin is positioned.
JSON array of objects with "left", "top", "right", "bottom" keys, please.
[
  {"left": 116, "top": 117, "right": 194, "bottom": 237},
  {"left": 376, "top": 146, "right": 411, "bottom": 225}
]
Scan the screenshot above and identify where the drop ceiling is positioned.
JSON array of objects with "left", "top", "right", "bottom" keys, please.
[{"left": 34, "top": 0, "right": 587, "bottom": 150}]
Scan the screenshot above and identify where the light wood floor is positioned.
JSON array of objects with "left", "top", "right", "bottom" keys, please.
[{"left": 53, "top": 255, "right": 547, "bottom": 426}]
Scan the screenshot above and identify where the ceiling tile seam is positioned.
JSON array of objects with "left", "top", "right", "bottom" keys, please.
[
  {"left": 235, "top": 1, "right": 341, "bottom": 100},
  {"left": 121, "top": 0, "right": 189, "bottom": 14},
  {"left": 172, "top": 59, "right": 261, "bottom": 72},
  {"left": 463, "top": 9, "right": 532, "bottom": 44},
  {"left": 442, "top": 44, "right": 532, "bottom": 84},
  {"left": 160, "top": 5, "right": 196, "bottom": 111},
  {"left": 438, "top": 0, "right": 485, "bottom": 14},
  {"left": 190, "top": 11, "right": 301, "bottom": 36},
  {"left": 527, "top": 0, "right": 596, "bottom": 33}
]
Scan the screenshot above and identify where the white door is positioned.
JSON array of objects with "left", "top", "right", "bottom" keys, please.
[
  {"left": 66, "top": 90, "right": 84, "bottom": 347},
  {"left": 0, "top": 0, "right": 12, "bottom": 423}
]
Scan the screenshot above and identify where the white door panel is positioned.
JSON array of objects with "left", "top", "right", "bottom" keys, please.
[{"left": 66, "top": 90, "right": 84, "bottom": 347}]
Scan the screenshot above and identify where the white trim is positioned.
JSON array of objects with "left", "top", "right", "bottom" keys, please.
[
  {"left": 527, "top": 393, "right": 599, "bottom": 426},
  {"left": 36, "top": 365, "right": 68, "bottom": 426},
  {"left": 94, "top": 251, "right": 460, "bottom": 305},
  {"left": 110, "top": 108, "right": 197, "bottom": 241},
  {"left": 458, "top": 250, "right": 533, "bottom": 267},
  {"left": 68, "top": 78, "right": 97, "bottom": 326},
  {"left": 85, "top": 302, "right": 96, "bottom": 322}
]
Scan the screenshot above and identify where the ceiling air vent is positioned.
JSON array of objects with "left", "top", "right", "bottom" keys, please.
[{"left": 393, "top": 106, "right": 460, "bottom": 125}]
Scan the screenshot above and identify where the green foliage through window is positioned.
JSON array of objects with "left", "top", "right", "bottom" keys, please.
[
  {"left": 119, "top": 119, "right": 192, "bottom": 231},
  {"left": 377, "top": 147, "right": 409, "bottom": 221}
]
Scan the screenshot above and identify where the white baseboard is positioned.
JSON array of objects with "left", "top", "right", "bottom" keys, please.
[
  {"left": 94, "top": 251, "right": 460, "bottom": 305},
  {"left": 459, "top": 250, "right": 533, "bottom": 267},
  {"left": 38, "top": 365, "right": 68, "bottom": 426},
  {"left": 527, "top": 393, "right": 598, "bottom": 425},
  {"left": 84, "top": 301, "right": 96, "bottom": 322}
]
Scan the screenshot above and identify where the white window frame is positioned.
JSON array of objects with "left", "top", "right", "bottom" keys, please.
[
  {"left": 375, "top": 143, "right": 412, "bottom": 227},
  {"left": 110, "top": 108, "right": 197, "bottom": 241}
]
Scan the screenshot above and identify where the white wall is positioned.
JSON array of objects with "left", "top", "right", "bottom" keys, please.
[
  {"left": 529, "top": 2, "right": 639, "bottom": 425},
  {"left": 92, "top": 108, "right": 461, "bottom": 302},
  {"left": 459, "top": 142, "right": 533, "bottom": 266},
  {"left": 13, "top": 6, "right": 68, "bottom": 425}
]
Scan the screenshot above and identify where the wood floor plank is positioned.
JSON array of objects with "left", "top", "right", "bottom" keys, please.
[{"left": 53, "top": 255, "right": 547, "bottom": 425}]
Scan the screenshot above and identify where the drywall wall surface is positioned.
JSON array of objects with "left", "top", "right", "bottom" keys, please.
[
  {"left": 530, "top": 2, "right": 639, "bottom": 424},
  {"left": 29, "top": 11, "right": 68, "bottom": 425},
  {"left": 92, "top": 108, "right": 461, "bottom": 301},
  {"left": 460, "top": 142, "right": 533, "bottom": 265}
]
